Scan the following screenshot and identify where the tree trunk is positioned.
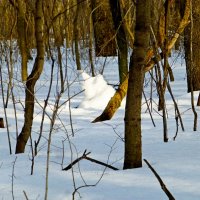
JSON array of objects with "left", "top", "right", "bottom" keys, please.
[
  {"left": 0, "top": 118, "right": 4, "bottom": 128},
  {"left": 109, "top": 0, "right": 128, "bottom": 83},
  {"left": 123, "top": 0, "right": 151, "bottom": 169},
  {"left": 16, "top": 0, "right": 28, "bottom": 82},
  {"left": 184, "top": 0, "right": 200, "bottom": 92},
  {"left": 16, "top": 0, "right": 44, "bottom": 153},
  {"left": 73, "top": 0, "right": 81, "bottom": 70},
  {"left": 52, "top": 0, "right": 64, "bottom": 46},
  {"left": 90, "top": 0, "right": 117, "bottom": 57}
]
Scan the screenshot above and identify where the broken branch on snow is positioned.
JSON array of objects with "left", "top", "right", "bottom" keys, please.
[{"left": 62, "top": 150, "right": 119, "bottom": 171}]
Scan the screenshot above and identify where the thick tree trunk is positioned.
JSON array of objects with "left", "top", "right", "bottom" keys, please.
[
  {"left": 123, "top": 0, "right": 151, "bottom": 169},
  {"left": 52, "top": 0, "right": 64, "bottom": 46},
  {"left": 184, "top": 0, "right": 200, "bottom": 93},
  {"left": 90, "top": 0, "right": 117, "bottom": 57},
  {"left": 16, "top": 0, "right": 44, "bottom": 153},
  {"left": 109, "top": 0, "right": 128, "bottom": 83}
]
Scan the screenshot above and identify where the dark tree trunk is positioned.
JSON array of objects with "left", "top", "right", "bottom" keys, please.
[
  {"left": 73, "top": 0, "right": 81, "bottom": 70},
  {"left": 16, "top": 0, "right": 45, "bottom": 153},
  {"left": 52, "top": 0, "right": 64, "bottom": 47},
  {"left": 0, "top": 118, "right": 4, "bottom": 128},
  {"left": 16, "top": 0, "right": 28, "bottom": 82},
  {"left": 90, "top": 0, "right": 117, "bottom": 57},
  {"left": 109, "top": 0, "right": 128, "bottom": 83},
  {"left": 123, "top": 0, "right": 151, "bottom": 169},
  {"left": 184, "top": 0, "right": 200, "bottom": 92}
]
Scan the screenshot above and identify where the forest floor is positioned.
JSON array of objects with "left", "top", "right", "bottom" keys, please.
[{"left": 0, "top": 51, "right": 200, "bottom": 200}]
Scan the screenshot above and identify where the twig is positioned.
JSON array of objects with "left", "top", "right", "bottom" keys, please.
[
  {"left": 11, "top": 157, "right": 17, "bottom": 200},
  {"left": 150, "top": 25, "right": 168, "bottom": 142},
  {"left": 71, "top": 138, "right": 119, "bottom": 199},
  {"left": 102, "top": 122, "right": 124, "bottom": 142},
  {"left": 35, "top": 40, "right": 55, "bottom": 155},
  {"left": 144, "top": 159, "right": 175, "bottom": 200},
  {"left": 30, "top": 134, "right": 34, "bottom": 175},
  {"left": 173, "top": 109, "right": 179, "bottom": 140},
  {"left": 166, "top": 81, "right": 184, "bottom": 140},
  {"left": 23, "top": 190, "right": 29, "bottom": 200},
  {"left": 58, "top": 89, "right": 85, "bottom": 109},
  {"left": 143, "top": 90, "right": 156, "bottom": 127}
]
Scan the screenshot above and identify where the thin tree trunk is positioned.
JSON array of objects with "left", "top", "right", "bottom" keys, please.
[
  {"left": 189, "top": 1, "right": 197, "bottom": 131},
  {"left": 109, "top": 0, "right": 128, "bottom": 83},
  {"left": 123, "top": 0, "right": 151, "bottom": 169},
  {"left": 73, "top": 0, "right": 81, "bottom": 70},
  {"left": 89, "top": 5, "right": 95, "bottom": 76},
  {"left": 16, "top": 0, "right": 28, "bottom": 82},
  {"left": 16, "top": 0, "right": 44, "bottom": 153}
]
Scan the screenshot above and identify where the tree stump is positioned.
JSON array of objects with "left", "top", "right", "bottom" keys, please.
[{"left": 0, "top": 118, "right": 4, "bottom": 128}]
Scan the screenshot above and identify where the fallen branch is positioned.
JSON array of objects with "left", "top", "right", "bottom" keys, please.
[
  {"left": 62, "top": 150, "right": 91, "bottom": 171},
  {"left": 144, "top": 159, "right": 175, "bottom": 200},
  {"left": 92, "top": 75, "right": 128, "bottom": 123},
  {"left": 62, "top": 150, "right": 119, "bottom": 171},
  {"left": 84, "top": 156, "right": 119, "bottom": 170}
]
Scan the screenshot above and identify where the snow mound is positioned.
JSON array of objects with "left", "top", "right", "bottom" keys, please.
[{"left": 78, "top": 71, "right": 115, "bottom": 109}]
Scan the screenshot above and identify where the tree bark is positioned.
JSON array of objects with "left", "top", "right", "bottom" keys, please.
[
  {"left": 123, "top": 0, "right": 151, "bottom": 169},
  {"left": 90, "top": 0, "right": 117, "bottom": 57},
  {"left": 109, "top": 0, "right": 128, "bottom": 83},
  {"left": 73, "top": 0, "right": 81, "bottom": 70},
  {"left": 16, "top": 0, "right": 44, "bottom": 153},
  {"left": 0, "top": 118, "right": 4, "bottom": 128},
  {"left": 184, "top": 0, "right": 200, "bottom": 93},
  {"left": 52, "top": 0, "right": 64, "bottom": 46},
  {"left": 16, "top": 0, "right": 28, "bottom": 82}
]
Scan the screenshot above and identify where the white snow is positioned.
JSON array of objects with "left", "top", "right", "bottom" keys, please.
[
  {"left": 0, "top": 52, "right": 200, "bottom": 200},
  {"left": 78, "top": 71, "right": 115, "bottom": 109}
]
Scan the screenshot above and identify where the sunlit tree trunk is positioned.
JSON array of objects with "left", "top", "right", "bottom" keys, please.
[
  {"left": 16, "top": 0, "right": 45, "bottom": 153},
  {"left": 184, "top": 0, "right": 200, "bottom": 93},
  {"left": 123, "top": 0, "right": 151, "bottom": 169}
]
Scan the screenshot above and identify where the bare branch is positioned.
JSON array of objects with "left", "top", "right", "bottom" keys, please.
[
  {"left": 62, "top": 150, "right": 119, "bottom": 171},
  {"left": 144, "top": 159, "right": 175, "bottom": 200}
]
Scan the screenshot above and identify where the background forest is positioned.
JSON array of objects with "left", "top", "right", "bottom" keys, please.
[{"left": 0, "top": 0, "right": 200, "bottom": 199}]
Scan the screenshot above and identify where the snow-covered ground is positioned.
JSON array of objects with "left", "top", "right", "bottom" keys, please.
[{"left": 0, "top": 50, "right": 200, "bottom": 200}]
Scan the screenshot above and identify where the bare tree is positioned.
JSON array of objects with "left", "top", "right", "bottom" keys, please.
[
  {"left": 16, "top": 0, "right": 45, "bottom": 153},
  {"left": 123, "top": 0, "right": 151, "bottom": 169}
]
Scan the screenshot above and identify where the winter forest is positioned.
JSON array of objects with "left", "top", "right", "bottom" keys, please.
[{"left": 0, "top": 0, "right": 200, "bottom": 199}]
